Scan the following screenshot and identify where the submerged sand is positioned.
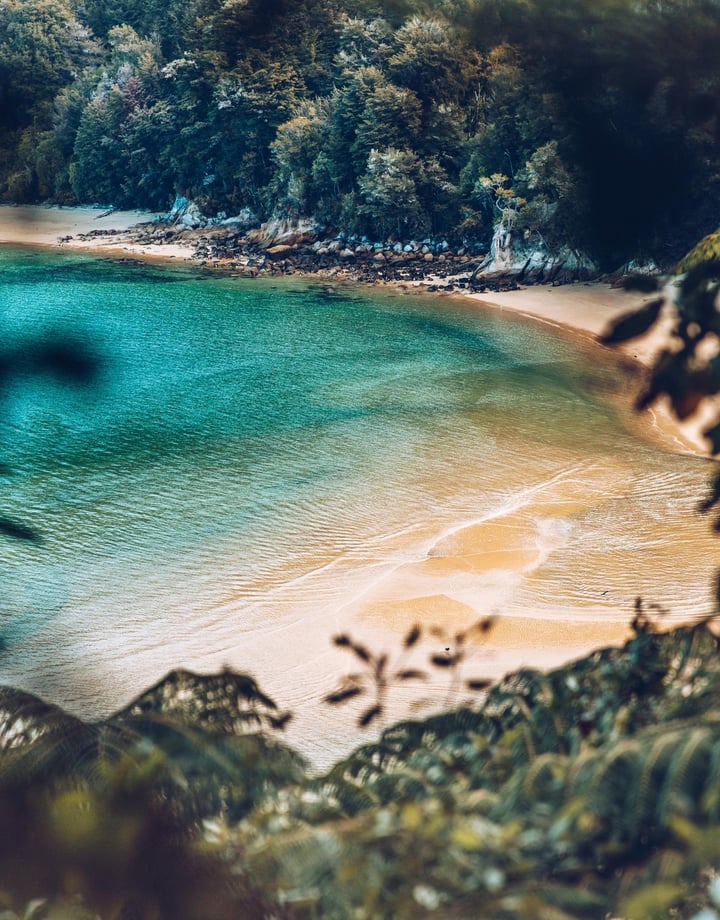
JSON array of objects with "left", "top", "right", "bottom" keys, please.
[{"left": 1, "top": 205, "right": 717, "bottom": 766}]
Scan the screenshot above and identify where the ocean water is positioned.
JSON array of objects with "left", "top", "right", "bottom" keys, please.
[{"left": 0, "top": 245, "right": 715, "bottom": 763}]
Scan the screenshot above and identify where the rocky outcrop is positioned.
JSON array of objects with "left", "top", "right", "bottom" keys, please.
[
  {"left": 163, "top": 195, "right": 259, "bottom": 232},
  {"left": 473, "top": 224, "right": 598, "bottom": 284},
  {"left": 116, "top": 212, "right": 600, "bottom": 292},
  {"left": 165, "top": 194, "right": 206, "bottom": 228}
]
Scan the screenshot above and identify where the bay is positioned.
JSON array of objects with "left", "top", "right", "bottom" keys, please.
[{"left": 0, "top": 246, "right": 714, "bottom": 765}]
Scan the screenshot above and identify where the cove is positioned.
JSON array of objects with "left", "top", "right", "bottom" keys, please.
[{"left": 0, "top": 245, "right": 714, "bottom": 766}]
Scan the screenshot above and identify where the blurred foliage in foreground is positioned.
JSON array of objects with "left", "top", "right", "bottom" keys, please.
[{"left": 3, "top": 620, "right": 720, "bottom": 918}]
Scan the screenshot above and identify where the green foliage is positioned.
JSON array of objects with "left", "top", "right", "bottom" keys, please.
[
  {"left": 2, "top": 615, "right": 720, "bottom": 916},
  {"left": 601, "top": 260, "right": 720, "bottom": 451},
  {"left": 237, "top": 624, "right": 720, "bottom": 918},
  {"left": 4, "top": 0, "right": 719, "bottom": 260}
]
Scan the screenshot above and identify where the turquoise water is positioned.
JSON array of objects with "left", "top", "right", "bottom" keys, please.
[{"left": 0, "top": 246, "right": 715, "bottom": 762}]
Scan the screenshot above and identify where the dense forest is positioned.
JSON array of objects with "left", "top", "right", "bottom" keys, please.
[{"left": 4, "top": 0, "right": 720, "bottom": 268}]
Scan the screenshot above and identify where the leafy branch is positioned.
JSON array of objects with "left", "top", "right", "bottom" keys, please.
[
  {"left": 324, "top": 616, "right": 497, "bottom": 729},
  {"left": 324, "top": 626, "right": 427, "bottom": 729}
]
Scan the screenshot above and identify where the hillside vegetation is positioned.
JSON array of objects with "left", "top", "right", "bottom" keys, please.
[
  {"left": 2, "top": 620, "right": 720, "bottom": 918},
  {"left": 4, "top": 0, "right": 720, "bottom": 267}
]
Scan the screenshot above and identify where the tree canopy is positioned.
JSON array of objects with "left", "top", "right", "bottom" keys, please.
[{"left": 3, "top": 0, "right": 720, "bottom": 267}]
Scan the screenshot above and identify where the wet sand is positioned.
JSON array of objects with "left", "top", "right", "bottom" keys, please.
[{"left": 463, "top": 283, "right": 711, "bottom": 454}]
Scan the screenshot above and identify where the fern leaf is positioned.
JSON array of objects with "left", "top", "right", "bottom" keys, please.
[{"left": 657, "top": 727, "right": 713, "bottom": 827}]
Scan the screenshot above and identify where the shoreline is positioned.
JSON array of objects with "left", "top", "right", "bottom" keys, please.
[
  {"left": 1, "top": 205, "right": 716, "bottom": 765},
  {"left": 1, "top": 205, "right": 705, "bottom": 456}
]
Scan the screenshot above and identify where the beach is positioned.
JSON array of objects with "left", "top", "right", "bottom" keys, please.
[
  {"left": 0, "top": 204, "right": 192, "bottom": 260},
  {"left": 1, "top": 204, "right": 717, "bottom": 766}
]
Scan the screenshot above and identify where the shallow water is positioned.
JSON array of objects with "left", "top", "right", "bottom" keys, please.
[{"left": 0, "top": 246, "right": 715, "bottom": 765}]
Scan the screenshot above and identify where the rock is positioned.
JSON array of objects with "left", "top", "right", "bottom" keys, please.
[
  {"left": 474, "top": 222, "right": 598, "bottom": 283},
  {"left": 265, "top": 244, "right": 294, "bottom": 259},
  {"left": 220, "top": 208, "right": 259, "bottom": 231},
  {"left": 166, "top": 194, "right": 207, "bottom": 229}
]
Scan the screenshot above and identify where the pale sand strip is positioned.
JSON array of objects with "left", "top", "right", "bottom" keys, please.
[{"left": 0, "top": 204, "right": 195, "bottom": 261}]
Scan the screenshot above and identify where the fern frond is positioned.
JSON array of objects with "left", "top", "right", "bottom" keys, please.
[
  {"left": 657, "top": 727, "right": 715, "bottom": 827},
  {"left": 517, "top": 753, "right": 567, "bottom": 809},
  {"left": 628, "top": 728, "right": 684, "bottom": 844}
]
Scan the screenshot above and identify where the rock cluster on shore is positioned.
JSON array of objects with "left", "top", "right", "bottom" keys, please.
[{"left": 72, "top": 199, "right": 601, "bottom": 291}]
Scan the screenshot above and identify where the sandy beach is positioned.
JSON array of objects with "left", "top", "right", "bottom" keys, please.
[
  {"left": 1, "top": 204, "right": 717, "bottom": 765},
  {"left": 0, "top": 204, "right": 195, "bottom": 261}
]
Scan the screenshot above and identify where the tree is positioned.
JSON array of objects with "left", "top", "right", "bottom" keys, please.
[
  {"left": 70, "top": 89, "right": 127, "bottom": 205},
  {"left": 353, "top": 81, "right": 422, "bottom": 165},
  {"left": 271, "top": 101, "right": 330, "bottom": 216},
  {"left": 389, "top": 15, "right": 469, "bottom": 107},
  {"left": 0, "top": 0, "right": 96, "bottom": 200}
]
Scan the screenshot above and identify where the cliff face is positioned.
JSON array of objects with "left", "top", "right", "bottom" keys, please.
[{"left": 475, "top": 223, "right": 598, "bottom": 284}]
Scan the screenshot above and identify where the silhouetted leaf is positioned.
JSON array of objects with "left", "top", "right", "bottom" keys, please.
[
  {"left": 466, "top": 678, "right": 492, "bottom": 691},
  {"left": 0, "top": 518, "right": 41, "bottom": 543},
  {"left": 431, "top": 655, "right": 455, "bottom": 668},
  {"left": 358, "top": 705, "right": 382, "bottom": 727},
  {"left": 635, "top": 349, "right": 676, "bottom": 410},
  {"left": 325, "top": 686, "right": 363, "bottom": 705},
  {"left": 622, "top": 275, "right": 661, "bottom": 293},
  {"left": 703, "top": 423, "right": 720, "bottom": 455},
  {"left": 600, "top": 297, "right": 664, "bottom": 344},
  {"left": 403, "top": 624, "right": 422, "bottom": 648},
  {"left": 476, "top": 615, "right": 498, "bottom": 634},
  {"left": 32, "top": 338, "right": 99, "bottom": 384},
  {"left": 351, "top": 643, "right": 372, "bottom": 663},
  {"left": 393, "top": 669, "right": 428, "bottom": 681},
  {"left": 375, "top": 653, "right": 388, "bottom": 678},
  {"left": 333, "top": 634, "right": 351, "bottom": 648}
]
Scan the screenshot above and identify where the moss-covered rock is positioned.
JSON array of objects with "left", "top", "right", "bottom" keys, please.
[{"left": 676, "top": 228, "right": 720, "bottom": 273}]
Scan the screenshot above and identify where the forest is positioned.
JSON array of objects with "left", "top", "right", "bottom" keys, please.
[{"left": 3, "top": 0, "right": 720, "bottom": 269}]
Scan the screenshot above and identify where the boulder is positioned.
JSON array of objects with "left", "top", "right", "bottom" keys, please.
[
  {"left": 166, "top": 194, "right": 207, "bottom": 229},
  {"left": 246, "top": 217, "right": 321, "bottom": 248},
  {"left": 265, "top": 244, "right": 294, "bottom": 260}
]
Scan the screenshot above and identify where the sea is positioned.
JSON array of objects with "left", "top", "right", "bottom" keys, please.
[{"left": 0, "top": 245, "right": 715, "bottom": 765}]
